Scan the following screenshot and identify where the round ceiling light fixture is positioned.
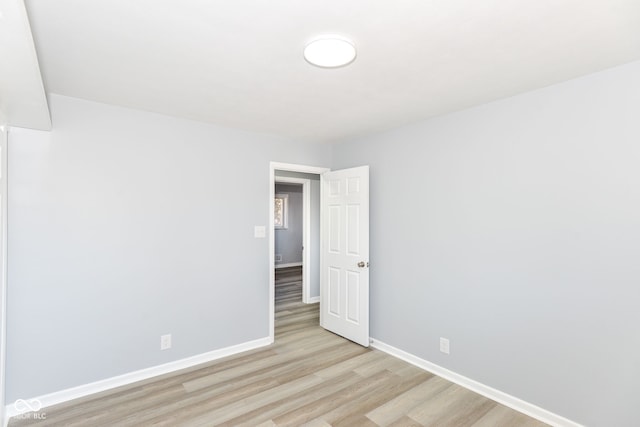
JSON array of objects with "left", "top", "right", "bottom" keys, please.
[{"left": 304, "top": 35, "right": 357, "bottom": 68}]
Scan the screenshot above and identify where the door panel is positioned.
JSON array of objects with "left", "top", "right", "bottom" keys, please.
[
  {"left": 321, "top": 166, "right": 369, "bottom": 347},
  {"left": 328, "top": 205, "right": 341, "bottom": 253},
  {"left": 328, "top": 267, "right": 341, "bottom": 317},
  {"left": 346, "top": 271, "right": 360, "bottom": 323},
  {"left": 346, "top": 204, "right": 360, "bottom": 255}
]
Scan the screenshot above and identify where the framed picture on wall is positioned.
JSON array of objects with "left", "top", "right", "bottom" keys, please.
[{"left": 274, "top": 193, "right": 289, "bottom": 229}]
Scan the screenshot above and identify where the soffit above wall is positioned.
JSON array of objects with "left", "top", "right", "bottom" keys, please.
[{"left": 0, "top": 0, "right": 51, "bottom": 130}]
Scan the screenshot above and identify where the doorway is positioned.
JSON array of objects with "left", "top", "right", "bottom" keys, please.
[
  {"left": 269, "top": 162, "right": 329, "bottom": 342},
  {"left": 270, "top": 162, "right": 371, "bottom": 347},
  {"left": 274, "top": 178, "right": 310, "bottom": 302}
]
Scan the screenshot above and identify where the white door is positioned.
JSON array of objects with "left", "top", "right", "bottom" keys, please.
[{"left": 320, "top": 166, "right": 369, "bottom": 347}]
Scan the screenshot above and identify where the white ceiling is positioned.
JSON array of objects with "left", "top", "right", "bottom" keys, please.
[{"left": 25, "top": 0, "right": 640, "bottom": 143}]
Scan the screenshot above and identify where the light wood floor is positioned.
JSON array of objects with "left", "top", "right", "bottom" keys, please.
[{"left": 9, "top": 267, "right": 547, "bottom": 426}]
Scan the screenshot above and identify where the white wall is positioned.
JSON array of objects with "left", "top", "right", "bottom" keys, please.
[
  {"left": 332, "top": 60, "right": 640, "bottom": 427},
  {"left": 274, "top": 183, "right": 303, "bottom": 265},
  {"left": 5, "top": 94, "right": 331, "bottom": 402}
]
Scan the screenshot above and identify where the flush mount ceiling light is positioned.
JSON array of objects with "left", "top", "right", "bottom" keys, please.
[{"left": 304, "top": 35, "right": 357, "bottom": 68}]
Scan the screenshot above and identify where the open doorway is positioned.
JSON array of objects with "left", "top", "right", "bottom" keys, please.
[
  {"left": 274, "top": 180, "right": 306, "bottom": 329},
  {"left": 270, "top": 162, "right": 371, "bottom": 346},
  {"left": 269, "top": 163, "right": 329, "bottom": 342},
  {"left": 274, "top": 179, "right": 310, "bottom": 303}
]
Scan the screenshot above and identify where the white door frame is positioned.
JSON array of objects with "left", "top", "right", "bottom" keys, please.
[
  {"left": 269, "top": 162, "right": 329, "bottom": 342},
  {"left": 0, "top": 126, "right": 8, "bottom": 426},
  {"left": 274, "top": 177, "right": 311, "bottom": 302}
]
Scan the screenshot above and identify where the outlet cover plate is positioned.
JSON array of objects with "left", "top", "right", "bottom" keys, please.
[
  {"left": 161, "top": 334, "right": 172, "bottom": 350},
  {"left": 440, "top": 337, "right": 450, "bottom": 354}
]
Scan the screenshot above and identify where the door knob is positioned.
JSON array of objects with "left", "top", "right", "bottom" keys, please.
[{"left": 357, "top": 261, "right": 366, "bottom": 268}]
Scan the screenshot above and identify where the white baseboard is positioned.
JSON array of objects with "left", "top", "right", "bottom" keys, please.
[
  {"left": 4, "top": 337, "right": 272, "bottom": 421},
  {"left": 306, "top": 296, "right": 320, "bottom": 304},
  {"left": 275, "top": 262, "right": 302, "bottom": 269},
  {"left": 369, "top": 339, "right": 583, "bottom": 427}
]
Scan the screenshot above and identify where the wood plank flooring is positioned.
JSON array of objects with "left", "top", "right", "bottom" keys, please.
[{"left": 9, "top": 267, "right": 547, "bottom": 426}]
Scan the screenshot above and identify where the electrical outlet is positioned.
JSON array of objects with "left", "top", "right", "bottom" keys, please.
[
  {"left": 440, "top": 337, "right": 450, "bottom": 355},
  {"left": 160, "top": 334, "right": 172, "bottom": 350}
]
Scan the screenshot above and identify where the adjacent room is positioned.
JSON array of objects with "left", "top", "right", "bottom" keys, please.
[{"left": 1, "top": 0, "right": 639, "bottom": 426}]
